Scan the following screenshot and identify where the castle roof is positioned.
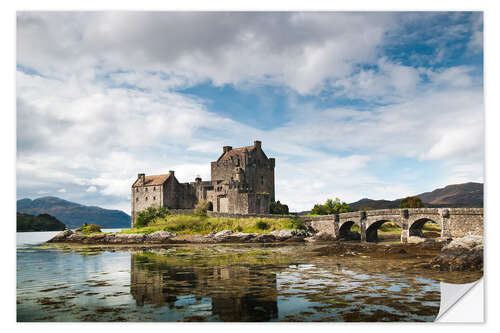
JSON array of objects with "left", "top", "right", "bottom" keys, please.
[
  {"left": 132, "top": 174, "right": 171, "bottom": 187},
  {"left": 218, "top": 145, "right": 256, "bottom": 162}
]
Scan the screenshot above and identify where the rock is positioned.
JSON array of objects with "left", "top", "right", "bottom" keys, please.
[
  {"left": 442, "top": 235, "right": 482, "bottom": 252},
  {"left": 113, "top": 233, "right": 146, "bottom": 244},
  {"left": 251, "top": 234, "right": 276, "bottom": 243},
  {"left": 430, "top": 236, "right": 483, "bottom": 271},
  {"left": 147, "top": 230, "right": 177, "bottom": 242},
  {"left": 407, "top": 236, "right": 426, "bottom": 244},
  {"left": 305, "top": 231, "right": 336, "bottom": 242},
  {"left": 271, "top": 229, "right": 310, "bottom": 241},
  {"left": 227, "top": 232, "right": 256, "bottom": 242},
  {"left": 48, "top": 229, "right": 73, "bottom": 242},
  {"left": 212, "top": 230, "right": 234, "bottom": 242}
]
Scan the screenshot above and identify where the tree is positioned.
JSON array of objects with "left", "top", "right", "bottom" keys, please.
[
  {"left": 311, "top": 198, "right": 351, "bottom": 215},
  {"left": 270, "top": 200, "right": 289, "bottom": 215},
  {"left": 194, "top": 200, "right": 213, "bottom": 216},
  {"left": 135, "top": 206, "right": 169, "bottom": 228},
  {"left": 399, "top": 196, "right": 423, "bottom": 208}
]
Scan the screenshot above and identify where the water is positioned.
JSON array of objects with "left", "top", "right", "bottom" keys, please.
[{"left": 16, "top": 232, "right": 480, "bottom": 322}]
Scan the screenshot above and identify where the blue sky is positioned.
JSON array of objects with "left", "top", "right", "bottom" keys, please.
[{"left": 16, "top": 12, "right": 483, "bottom": 213}]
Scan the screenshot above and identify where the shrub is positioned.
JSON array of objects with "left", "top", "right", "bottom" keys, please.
[
  {"left": 270, "top": 200, "right": 289, "bottom": 215},
  {"left": 255, "top": 220, "right": 270, "bottom": 230},
  {"left": 311, "top": 198, "right": 351, "bottom": 215},
  {"left": 135, "top": 206, "right": 169, "bottom": 228},
  {"left": 194, "top": 200, "right": 213, "bottom": 216},
  {"left": 80, "top": 223, "right": 102, "bottom": 234}
]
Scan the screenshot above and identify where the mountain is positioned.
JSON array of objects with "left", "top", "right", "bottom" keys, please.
[
  {"left": 349, "top": 182, "right": 483, "bottom": 211},
  {"left": 17, "top": 213, "right": 66, "bottom": 232},
  {"left": 17, "top": 197, "right": 131, "bottom": 229}
]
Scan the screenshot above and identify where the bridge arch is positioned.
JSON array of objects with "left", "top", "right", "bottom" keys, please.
[
  {"left": 338, "top": 220, "right": 361, "bottom": 240},
  {"left": 408, "top": 217, "right": 441, "bottom": 238},
  {"left": 365, "top": 219, "right": 403, "bottom": 242}
]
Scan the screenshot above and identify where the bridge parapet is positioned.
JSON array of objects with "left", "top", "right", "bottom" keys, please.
[
  {"left": 301, "top": 215, "right": 336, "bottom": 222},
  {"left": 338, "top": 211, "right": 362, "bottom": 219},
  {"left": 405, "top": 208, "right": 440, "bottom": 215}
]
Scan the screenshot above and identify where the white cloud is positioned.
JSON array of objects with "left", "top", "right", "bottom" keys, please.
[
  {"left": 86, "top": 186, "right": 97, "bottom": 193},
  {"left": 17, "top": 12, "right": 397, "bottom": 95},
  {"left": 58, "top": 188, "right": 66, "bottom": 193}
]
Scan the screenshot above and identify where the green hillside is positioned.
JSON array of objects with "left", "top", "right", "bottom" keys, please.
[{"left": 17, "top": 213, "right": 67, "bottom": 232}]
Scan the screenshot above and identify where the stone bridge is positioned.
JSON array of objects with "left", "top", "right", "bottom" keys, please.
[{"left": 302, "top": 208, "right": 483, "bottom": 243}]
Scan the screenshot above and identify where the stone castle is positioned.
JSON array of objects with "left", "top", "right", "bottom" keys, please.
[{"left": 131, "top": 140, "right": 275, "bottom": 227}]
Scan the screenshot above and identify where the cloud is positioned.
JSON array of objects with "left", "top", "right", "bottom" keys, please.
[
  {"left": 86, "top": 186, "right": 97, "bottom": 193},
  {"left": 17, "top": 12, "right": 398, "bottom": 95},
  {"left": 58, "top": 188, "right": 66, "bottom": 193}
]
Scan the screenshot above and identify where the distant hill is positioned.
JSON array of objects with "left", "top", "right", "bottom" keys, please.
[
  {"left": 17, "top": 197, "right": 131, "bottom": 229},
  {"left": 17, "top": 213, "right": 66, "bottom": 232},
  {"left": 349, "top": 182, "right": 483, "bottom": 211}
]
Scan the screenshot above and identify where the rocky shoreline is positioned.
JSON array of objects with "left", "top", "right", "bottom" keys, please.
[
  {"left": 47, "top": 228, "right": 324, "bottom": 244},
  {"left": 47, "top": 229, "right": 483, "bottom": 272}
]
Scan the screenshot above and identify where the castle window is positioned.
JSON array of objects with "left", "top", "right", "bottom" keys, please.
[
  {"left": 261, "top": 176, "right": 264, "bottom": 185},
  {"left": 145, "top": 187, "right": 148, "bottom": 192},
  {"left": 145, "top": 197, "right": 148, "bottom": 201},
  {"left": 136, "top": 188, "right": 139, "bottom": 192},
  {"left": 136, "top": 197, "right": 138, "bottom": 202},
  {"left": 153, "top": 196, "right": 156, "bottom": 200}
]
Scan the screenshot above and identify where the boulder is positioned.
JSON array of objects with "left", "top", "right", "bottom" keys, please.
[
  {"left": 251, "top": 234, "right": 276, "bottom": 243},
  {"left": 147, "top": 230, "right": 177, "bottom": 242},
  {"left": 226, "top": 232, "right": 256, "bottom": 242},
  {"left": 271, "top": 229, "right": 309, "bottom": 241},
  {"left": 113, "top": 233, "right": 146, "bottom": 244},
  {"left": 305, "top": 231, "right": 336, "bottom": 242},
  {"left": 48, "top": 229, "right": 73, "bottom": 242},
  {"left": 430, "top": 236, "right": 483, "bottom": 271},
  {"left": 66, "top": 232, "right": 87, "bottom": 242},
  {"left": 407, "top": 236, "right": 426, "bottom": 244},
  {"left": 212, "top": 230, "right": 234, "bottom": 242}
]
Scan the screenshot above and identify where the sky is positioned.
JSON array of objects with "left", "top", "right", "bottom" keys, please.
[{"left": 16, "top": 11, "right": 484, "bottom": 214}]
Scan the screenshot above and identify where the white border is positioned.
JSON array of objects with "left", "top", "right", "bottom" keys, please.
[{"left": 4, "top": 0, "right": 499, "bottom": 331}]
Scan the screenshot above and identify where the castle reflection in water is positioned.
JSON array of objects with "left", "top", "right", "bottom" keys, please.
[{"left": 130, "top": 253, "right": 278, "bottom": 321}]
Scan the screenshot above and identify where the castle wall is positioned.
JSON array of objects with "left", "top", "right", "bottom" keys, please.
[{"left": 131, "top": 184, "right": 164, "bottom": 227}]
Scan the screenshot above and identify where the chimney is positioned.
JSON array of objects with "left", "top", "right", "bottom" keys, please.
[
  {"left": 223, "top": 146, "right": 232, "bottom": 153},
  {"left": 169, "top": 170, "right": 175, "bottom": 177},
  {"left": 254, "top": 140, "right": 261, "bottom": 149},
  {"left": 138, "top": 173, "right": 145, "bottom": 186}
]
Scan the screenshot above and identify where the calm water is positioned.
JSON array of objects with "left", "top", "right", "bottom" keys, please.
[{"left": 17, "top": 231, "right": 475, "bottom": 322}]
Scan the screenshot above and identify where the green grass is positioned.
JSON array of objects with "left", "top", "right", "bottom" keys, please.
[{"left": 120, "top": 214, "right": 305, "bottom": 235}]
